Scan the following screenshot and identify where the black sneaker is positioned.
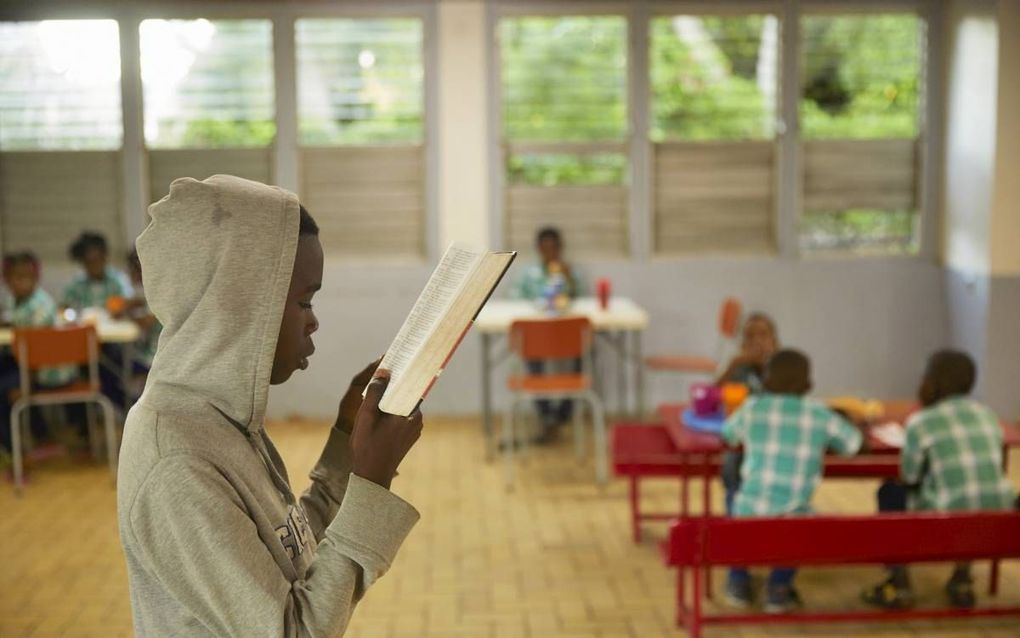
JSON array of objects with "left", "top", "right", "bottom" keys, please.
[
  {"left": 946, "top": 577, "right": 976, "bottom": 609},
  {"left": 724, "top": 577, "right": 753, "bottom": 609},
  {"left": 764, "top": 585, "right": 802, "bottom": 614},
  {"left": 862, "top": 578, "right": 914, "bottom": 610}
]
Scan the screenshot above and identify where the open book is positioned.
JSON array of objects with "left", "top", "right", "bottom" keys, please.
[{"left": 374, "top": 243, "right": 517, "bottom": 416}]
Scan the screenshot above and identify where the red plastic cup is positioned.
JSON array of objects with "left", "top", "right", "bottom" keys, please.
[{"left": 596, "top": 278, "right": 611, "bottom": 310}]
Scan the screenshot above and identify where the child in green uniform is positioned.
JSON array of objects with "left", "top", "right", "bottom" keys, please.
[{"left": 863, "top": 350, "right": 1016, "bottom": 610}]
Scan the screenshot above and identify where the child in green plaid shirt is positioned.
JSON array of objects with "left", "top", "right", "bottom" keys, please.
[
  {"left": 863, "top": 350, "right": 1015, "bottom": 610},
  {"left": 722, "top": 349, "right": 863, "bottom": 613},
  {"left": 1, "top": 252, "right": 79, "bottom": 456},
  {"left": 62, "top": 231, "right": 133, "bottom": 310}
]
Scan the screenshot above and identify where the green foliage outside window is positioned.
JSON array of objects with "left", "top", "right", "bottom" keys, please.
[{"left": 650, "top": 15, "right": 775, "bottom": 141}]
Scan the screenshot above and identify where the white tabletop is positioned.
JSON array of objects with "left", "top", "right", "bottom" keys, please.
[
  {"left": 475, "top": 297, "right": 649, "bottom": 333},
  {"left": 0, "top": 320, "right": 141, "bottom": 346}
]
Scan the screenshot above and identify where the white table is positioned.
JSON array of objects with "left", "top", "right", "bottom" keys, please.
[
  {"left": 0, "top": 320, "right": 142, "bottom": 411},
  {"left": 475, "top": 297, "right": 650, "bottom": 458},
  {"left": 0, "top": 320, "right": 141, "bottom": 346}
]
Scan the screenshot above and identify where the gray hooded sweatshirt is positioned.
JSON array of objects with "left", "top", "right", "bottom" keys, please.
[{"left": 117, "top": 175, "right": 419, "bottom": 637}]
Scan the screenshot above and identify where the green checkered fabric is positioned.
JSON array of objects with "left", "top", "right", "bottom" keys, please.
[
  {"left": 722, "top": 394, "right": 862, "bottom": 517},
  {"left": 515, "top": 263, "right": 584, "bottom": 301},
  {"left": 62, "top": 267, "right": 133, "bottom": 310},
  {"left": 902, "top": 397, "right": 1015, "bottom": 512}
]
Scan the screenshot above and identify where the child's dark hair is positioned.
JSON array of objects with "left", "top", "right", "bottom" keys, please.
[
  {"left": 299, "top": 205, "right": 319, "bottom": 236},
  {"left": 69, "top": 231, "right": 109, "bottom": 262},
  {"left": 925, "top": 350, "right": 976, "bottom": 397},
  {"left": 536, "top": 226, "right": 562, "bottom": 245},
  {"left": 764, "top": 349, "right": 811, "bottom": 393},
  {"left": 2, "top": 251, "right": 41, "bottom": 279}
]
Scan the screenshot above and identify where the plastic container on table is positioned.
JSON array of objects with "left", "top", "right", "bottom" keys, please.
[
  {"left": 720, "top": 382, "right": 750, "bottom": 416},
  {"left": 690, "top": 382, "right": 721, "bottom": 417}
]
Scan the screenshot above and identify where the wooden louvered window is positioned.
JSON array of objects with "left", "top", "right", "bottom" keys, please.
[
  {"left": 296, "top": 18, "right": 425, "bottom": 259},
  {"left": 798, "top": 12, "right": 923, "bottom": 255},
  {"left": 140, "top": 19, "right": 275, "bottom": 202},
  {"left": 650, "top": 13, "right": 779, "bottom": 255},
  {"left": 0, "top": 20, "right": 125, "bottom": 261},
  {"left": 499, "top": 15, "right": 629, "bottom": 259}
]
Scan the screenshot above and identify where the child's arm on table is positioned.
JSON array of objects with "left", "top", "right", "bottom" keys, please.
[{"left": 825, "top": 408, "right": 864, "bottom": 456}]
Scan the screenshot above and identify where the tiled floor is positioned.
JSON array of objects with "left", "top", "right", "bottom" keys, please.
[{"left": 1, "top": 416, "right": 1018, "bottom": 637}]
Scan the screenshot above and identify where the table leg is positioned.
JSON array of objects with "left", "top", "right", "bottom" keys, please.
[
  {"left": 681, "top": 471, "right": 690, "bottom": 517},
  {"left": 121, "top": 343, "right": 133, "bottom": 413},
  {"left": 703, "top": 455, "right": 713, "bottom": 600},
  {"left": 630, "top": 476, "right": 641, "bottom": 543},
  {"left": 634, "top": 330, "right": 645, "bottom": 419},
  {"left": 616, "top": 331, "right": 627, "bottom": 416},
  {"left": 481, "top": 333, "right": 494, "bottom": 461}
]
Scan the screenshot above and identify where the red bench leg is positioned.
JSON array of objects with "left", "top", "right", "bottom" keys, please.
[
  {"left": 990, "top": 559, "right": 1000, "bottom": 596},
  {"left": 630, "top": 476, "right": 641, "bottom": 543},
  {"left": 691, "top": 560, "right": 703, "bottom": 638},
  {"left": 703, "top": 460, "right": 714, "bottom": 601},
  {"left": 676, "top": 565, "right": 686, "bottom": 627},
  {"left": 992, "top": 446, "right": 1008, "bottom": 596}
]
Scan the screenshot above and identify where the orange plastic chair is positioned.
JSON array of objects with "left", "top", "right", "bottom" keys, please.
[
  {"left": 644, "top": 297, "right": 743, "bottom": 378},
  {"left": 504, "top": 317, "right": 607, "bottom": 487},
  {"left": 10, "top": 326, "right": 118, "bottom": 493}
]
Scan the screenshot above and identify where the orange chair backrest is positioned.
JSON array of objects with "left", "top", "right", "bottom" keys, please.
[
  {"left": 12, "top": 326, "right": 96, "bottom": 370},
  {"left": 718, "top": 297, "right": 743, "bottom": 339},
  {"left": 510, "top": 317, "right": 591, "bottom": 361}
]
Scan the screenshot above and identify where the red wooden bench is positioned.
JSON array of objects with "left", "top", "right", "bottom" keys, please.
[
  {"left": 612, "top": 423, "right": 720, "bottom": 543},
  {"left": 662, "top": 513, "right": 1020, "bottom": 638}
]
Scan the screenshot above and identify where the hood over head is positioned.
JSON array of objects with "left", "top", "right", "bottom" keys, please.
[{"left": 136, "top": 174, "right": 299, "bottom": 433}]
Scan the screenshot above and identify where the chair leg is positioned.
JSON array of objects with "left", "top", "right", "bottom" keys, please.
[
  {"left": 96, "top": 397, "right": 119, "bottom": 481},
  {"left": 86, "top": 403, "right": 100, "bottom": 461},
  {"left": 587, "top": 394, "right": 608, "bottom": 485},
  {"left": 11, "top": 403, "right": 26, "bottom": 494},
  {"left": 573, "top": 398, "right": 584, "bottom": 462},
  {"left": 503, "top": 399, "right": 516, "bottom": 490},
  {"left": 516, "top": 401, "right": 529, "bottom": 466}
]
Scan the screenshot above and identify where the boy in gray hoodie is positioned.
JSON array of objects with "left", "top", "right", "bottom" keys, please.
[{"left": 118, "top": 175, "right": 422, "bottom": 637}]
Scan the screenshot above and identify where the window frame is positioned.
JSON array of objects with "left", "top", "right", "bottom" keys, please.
[
  {"left": 0, "top": 1, "right": 439, "bottom": 263},
  {"left": 796, "top": 1, "right": 931, "bottom": 258},
  {"left": 488, "top": 3, "right": 636, "bottom": 259},
  {"left": 488, "top": 0, "right": 940, "bottom": 262}
]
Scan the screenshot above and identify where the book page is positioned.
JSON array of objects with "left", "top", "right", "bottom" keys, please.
[
  {"left": 378, "top": 243, "right": 482, "bottom": 392},
  {"left": 380, "top": 251, "right": 515, "bottom": 416}
]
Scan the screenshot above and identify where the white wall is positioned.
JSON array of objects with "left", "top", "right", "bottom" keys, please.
[
  {"left": 436, "top": 1, "right": 490, "bottom": 249},
  {"left": 942, "top": 0, "right": 998, "bottom": 276},
  {"left": 990, "top": 0, "right": 1020, "bottom": 277}
]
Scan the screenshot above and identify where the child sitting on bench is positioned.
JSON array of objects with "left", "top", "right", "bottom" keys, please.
[
  {"left": 721, "top": 349, "right": 863, "bottom": 613},
  {"left": 863, "top": 350, "right": 1016, "bottom": 610}
]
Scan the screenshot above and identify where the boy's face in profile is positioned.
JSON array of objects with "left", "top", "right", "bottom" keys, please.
[
  {"left": 5, "top": 262, "right": 37, "bottom": 300},
  {"left": 271, "top": 233, "right": 324, "bottom": 385},
  {"left": 538, "top": 237, "right": 562, "bottom": 265},
  {"left": 82, "top": 247, "right": 107, "bottom": 281}
]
